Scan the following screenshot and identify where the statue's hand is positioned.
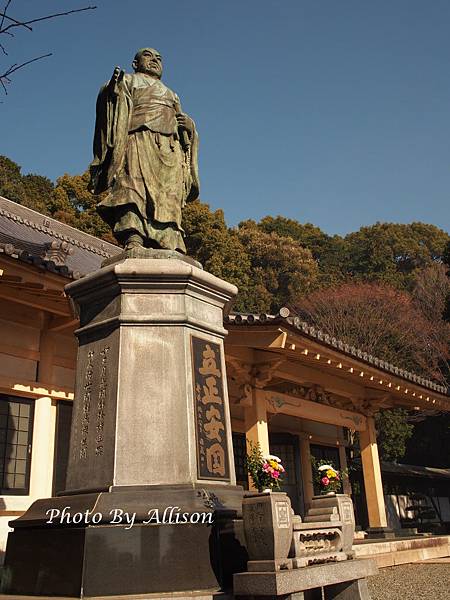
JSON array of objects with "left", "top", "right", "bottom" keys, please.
[
  {"left": 108, "top": 66, "right": 124, "bottom": 95},
  {"left": 176, "top": 113, "right": 194, "bottom": 136}
]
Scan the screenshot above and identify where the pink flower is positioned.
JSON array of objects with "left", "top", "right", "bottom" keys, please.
[
  {"left": 321, "top": 476, "right": 330, "bottom": 486},
  {"left": 271, "top": 471, "right": 279, "bottom": 478}
]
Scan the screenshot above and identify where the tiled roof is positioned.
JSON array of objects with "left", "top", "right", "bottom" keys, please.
[
  {"left": 381, "top": 462, "right": 450, "bottom": 480},
  {"left": 225, "top": 309, "right": 448, "bottom": 396},
  {"left": 0, "top": 196, "right": 121, "bottom": 278}
]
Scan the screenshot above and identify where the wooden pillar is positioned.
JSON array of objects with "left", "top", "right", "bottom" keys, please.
[
  {"left": 29, "top": 396, "right": 57, "bottom": 499},
  {"left": 300, "top": 438, "right": 314, "bottom": 507},
  {"left": 359, "top": 416, "right": 387, "bottom": 528},
  {"left": 29, "top": 328, "right": 57, "bottom": 499},
  {"left": 244, "top": 388, "right": 269, "bottom": 490},
  {"left": 338, "top": 445, "right": 352, "bottom": 496}
]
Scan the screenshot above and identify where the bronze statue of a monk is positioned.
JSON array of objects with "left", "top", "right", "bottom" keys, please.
[{"left": 89, "top": 48, "right": 199, "bottom": 252}]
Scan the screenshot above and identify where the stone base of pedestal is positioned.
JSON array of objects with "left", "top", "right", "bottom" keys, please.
[
  {"left": 101, "top": 246, "right": 202, "bottom": 269},
  {"left": 233, "top": 558, "right": 377, "bottom": 598},
  {"left": 4, "top": 485, "right": 247, "bottom": 597}
]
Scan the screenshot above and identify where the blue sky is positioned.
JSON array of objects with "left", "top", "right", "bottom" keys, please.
[{"left": 1, "top": 0, "right": 449, "bottom": 235}]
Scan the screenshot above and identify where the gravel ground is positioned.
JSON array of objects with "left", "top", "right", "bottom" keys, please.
[{"left": 367, "top": 564, "right": 450, "bottom": 600}]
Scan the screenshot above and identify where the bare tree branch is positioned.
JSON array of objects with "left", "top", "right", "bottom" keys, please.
[
  {"left": 0, "top": 3, "right": 96, "bottom": 95},
  {"left": 0, "top": 5, "right": 96, "bottom": 34},
  {"left": 0, "top": 53, "right": 52, "bottom": 93},
  {"left": 0, "top": 0, "right": 31, "bottom": 32},
  {"left": 0, "top": 0, "right": 12, "bottom": 31}
]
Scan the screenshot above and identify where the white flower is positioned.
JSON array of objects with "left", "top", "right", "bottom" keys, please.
[
  {"left": 318, "top": 464, "right": 333, "bottom": 471},
  {"left": 266, "top": 455, "right": 282, "bottom": 462}
]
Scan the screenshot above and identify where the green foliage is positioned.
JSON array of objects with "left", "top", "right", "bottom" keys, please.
[
  {"left": 237, "top": 221, "right": 319, "bottom": 313},
  {"left": 244, "top": 218, "right": 450, "bottom": 294},
  {"left": 245, "top": 442, "right": 284, "bottom": 492},
  {"left": 183, "top": 204, "right": 319, "bottom": 313},
  {"left": 0, "top": 156, "right": 53, "bottom": 215},
  {"left": 256, "top": 215, "right": 330, "bottom": 258},
  {"left": 344, "top": 222, "right": 449, "bottom": 289},
  {"left": 182, "top": 200, "right": 252, "bottom": 310},
  {"left": 53, "top": 172, "right": 115, "bottom": 243},
  {"left": 256, "top": 215, "right": 348, "bottom": 286},
  {"left": 375, "top": 409, "right": 414, "bottom": 463}
]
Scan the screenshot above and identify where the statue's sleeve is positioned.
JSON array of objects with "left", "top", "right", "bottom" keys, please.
[
  {"left": 186, "top": 122, "right": 200, "bottom": 203},
  {"left": 89, "top": 76, "right": 133, "bottom": 194},
  {"left": 172, "top": 91, "right": 199, "bottom": 203}
]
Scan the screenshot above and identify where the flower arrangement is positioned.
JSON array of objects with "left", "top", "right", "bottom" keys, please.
[
  {"left": 246, "top": 442, "right": 285, "bottom": 492},
  {"left": 312, "top": 459, "right": 344, "bottom": 494}
]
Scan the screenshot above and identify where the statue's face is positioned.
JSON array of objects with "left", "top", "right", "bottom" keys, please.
[{"left": 133, "top": 48, "right": 162, "bottom": 78}]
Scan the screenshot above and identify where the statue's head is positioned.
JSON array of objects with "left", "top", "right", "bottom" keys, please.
[{"left": 132, "top": 48, "right": 162, "bottom": 78}]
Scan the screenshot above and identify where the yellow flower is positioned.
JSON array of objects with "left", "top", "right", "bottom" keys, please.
[
  {"left": 269, "top": 460, "right": 279, "bottom": 469},
  {"left": 326, "top": 469, "right": 337, "bottom": 478}
]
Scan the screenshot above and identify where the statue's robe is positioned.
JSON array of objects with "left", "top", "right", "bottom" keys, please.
[{"left": 90, "top": 72, "right": 199, "bottom": 252}]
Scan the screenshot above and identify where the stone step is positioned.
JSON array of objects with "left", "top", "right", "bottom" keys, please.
[
  {"left": 304, "top": 514, "right": 340, "bottom": 523},
  {"left": 294, "top": 521, "right": 343, "bottom": 531},
  {"left": 307, "top": 507, "right": 339, "bottom": 516},
  {"left": 352, "top": 534, "right": 450, "bottom": 568},
  {"left": 234, "top": 558, "right": 378, "bottom": 596}
]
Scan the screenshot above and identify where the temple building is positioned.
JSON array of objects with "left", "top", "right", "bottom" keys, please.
[{"left": 0, "top": 195, "right": 449, "bottom": 565}]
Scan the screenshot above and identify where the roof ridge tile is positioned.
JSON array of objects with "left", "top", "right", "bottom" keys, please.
[
  {"left": 0, "top": 198, "right": 120, "bottom": 258},
  {"left": 228, "top": 309, "right": 448, "bottom": 396}
]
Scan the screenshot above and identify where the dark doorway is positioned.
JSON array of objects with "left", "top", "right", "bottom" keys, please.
[
  {"left": 232, "top": 432, "right": 249, "bottom": 490},
  {"left": 270, "top": 433, "right": 303, "bottom": 515}
]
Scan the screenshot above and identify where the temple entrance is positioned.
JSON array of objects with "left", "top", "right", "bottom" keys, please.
[{"left": 270, "top": 432, "right": 304, "bottom": 515}]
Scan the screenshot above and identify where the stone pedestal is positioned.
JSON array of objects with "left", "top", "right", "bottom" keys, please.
[
  {"left": 3, "top": 257, "right": 247, "bottom": 597},
  {"left": 305, "top": 494, "right": 355, "bottom": 553},
  {"left": 242, "top": 491, "right": 293, "bottom": 572}
]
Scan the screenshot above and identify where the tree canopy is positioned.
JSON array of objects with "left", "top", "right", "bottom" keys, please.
[
  {"left": 344, "top": 222, "right": 449, "bottom": 289},
  {"left": 294, "top": 281, "right": 449, "bottom": 384}
]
